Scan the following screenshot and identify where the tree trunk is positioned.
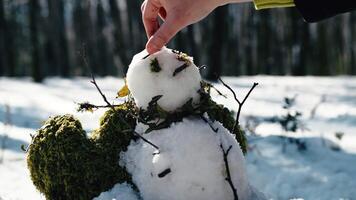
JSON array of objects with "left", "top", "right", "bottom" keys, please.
[
  {"left": 0, "top": 0, "right": 5, "bottom": 75},
  {"left": 73, "top": 0, "right": 98, "bottom": 76},
  {"left": 47, "top": 0, "right": 70, "bottom": 77},
  {"left": 109, "top": 0, "right": 129, "bottom": 73},
  {"left": 206, "top": 5, "right": 228, "bottom": 81},
  {"left": 96, "top": 0, "right": 113, "bottom": 76},
  {"left": 29, "top": 0, "right": 43, "bottom": 82},
  {"left": 187, "top": 25, "right": 199, "bottom": 64}
]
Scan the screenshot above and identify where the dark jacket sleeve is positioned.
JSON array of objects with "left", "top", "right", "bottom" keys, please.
[{"left": 294, "top": 0, "right": 356, "bottom": 22}]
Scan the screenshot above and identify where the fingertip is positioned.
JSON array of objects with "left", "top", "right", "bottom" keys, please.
[{"left": 146, "top": 37, "right": 161, "bottom": 54}]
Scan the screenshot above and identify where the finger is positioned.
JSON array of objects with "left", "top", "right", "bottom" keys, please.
[
  {"left": 146, "top": 16, "right": 184, "bottom": 54},
  {"left": 142, "top": 0, "right": 161, "bottom": 38}
]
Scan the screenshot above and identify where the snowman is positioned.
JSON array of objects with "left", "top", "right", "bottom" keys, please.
[{"left": 95, "top": 47, "right": 265, "bottom": 200}]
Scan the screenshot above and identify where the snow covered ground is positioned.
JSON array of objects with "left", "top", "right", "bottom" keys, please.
[{"left": 0, "top": 76, "right": 355, "bottom": 200}]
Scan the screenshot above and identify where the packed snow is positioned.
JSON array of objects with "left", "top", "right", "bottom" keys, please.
[
  {"left": 126, "top": 47, "right": 201, "bottom": 112},
  {"left": 93, "top": 182, "right": 139, "bottom": 200},
  {"left": 120, "top": 119, "right": 250, "bottom": 200},
  {"left": 1, "top": 76, "right": 356, "bottom": 199}
]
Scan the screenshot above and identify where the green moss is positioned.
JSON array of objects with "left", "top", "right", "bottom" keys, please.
[
  {"left": 150, "top": 58, "right": 161, "bottom": 73},
  {"left": 27, "top": 103, "right": 137, "bottom": 200}
]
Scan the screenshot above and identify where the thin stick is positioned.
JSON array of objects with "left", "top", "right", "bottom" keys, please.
[
  {"left": 133, "top": 131, "right": 160, "bottom": 152},
  {"left": 76, "top": 102, "right": 124, "bottom": 112},
  {"left": 90, "top": 75, "right": 115, "bottom": 111},
  {"left": 218, "top": 77, "right": 258, "bottom": 133},
  {"left": 218, "top": 77, "right": 241, "bottom": 104},
  {"left": 79, "top": 47, "right": 160, "bottom": 152},
  {"left": 89, "top": 79, "right": 160, "bottom": 151},
  {"left": 200, "top": 115, "right": 219, "bottom": 133},
  {"left": 89, "top": 81, "right": 160, "bottom": 151},
  {"left": 220, "top": 144, "right": 238, "bottom": 200},
  {"left": 235, "top": 82, "right": 258, "bottom": 127}
]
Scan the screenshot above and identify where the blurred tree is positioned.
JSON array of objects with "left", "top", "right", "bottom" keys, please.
[
  {"left": 0, "top": 0, "right": 5, "bottom": 75},
  {"left": 0, "top": 0, "right": 18, "bottom": 77},
  {"left": 295, "top": 16, "right": 310, "bottom": 75},
  {"left": 314, "top": 22, "right": 329, "bottom": 75},
  {"left": 46, "top": 0, "right": 70, "bottom": 77},
  {"left": 187, "top": 26, "right": 199, "bottom": 64},
  {"left": 29, "top": 0, "right": 43, "bottom": 82},
  {"left": 352, "top": 13, "right": 356, "bottom": 75},
  {"left": 96, "top": 0, "right": 114, "bottom": 76},
  {"left": 109, "top": 0, "right": 129, "bottom": 73},
  {"left": 206, "top": 5, "right": 228, "bottom": 81},
  {"left": 256, "top": 10, "right": 272, "bottom": 74},
  {"left": 0, "top": 1, "right": 355, "bottom": 79},
  {"left": 73, "top": 0, "right": 98, "bottom": 75}
]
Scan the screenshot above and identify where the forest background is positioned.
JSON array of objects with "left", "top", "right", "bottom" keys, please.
[{"left": 0, "top": 0, "right": 355, "bottom": 82}]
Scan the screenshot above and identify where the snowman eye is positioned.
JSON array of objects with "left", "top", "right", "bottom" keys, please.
[
  {"left": 150, "top": 58, "right": 161, "bottom": 73},
  {"left": 142, "top": 53, "right": 150, "bottom": 60},
  {"left": 173, "top": 63, "right": 189, "bottom": 77}
]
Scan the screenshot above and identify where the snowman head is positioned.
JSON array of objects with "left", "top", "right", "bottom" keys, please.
[{"left": 126, "top": 47, "right": 202, "bottom": 112}]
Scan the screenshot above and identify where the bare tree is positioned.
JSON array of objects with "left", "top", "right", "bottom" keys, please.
[{"left": 29, "top": 0, "right": 43, "bottom": 82}]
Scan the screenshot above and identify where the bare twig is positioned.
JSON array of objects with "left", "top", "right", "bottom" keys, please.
[
  {"left": 200, "top": 115, "right": 219, "bottom": 133},
  {"left": 207, "top": 82, "right": 227, "bottom": 98},
  {"left": 77, "top": 102, "right": 123, "bottom": 112},
  {"left": 310, "top": 94, "right": 326, "bottom": 119},
  {"left": 218, "top": 77, "right": 258, "bottom": 133},
  {"left": 220, "top": 144, "right": 238, "bottom": 200},
  {"left": 79, "top": 46, "right": 160, "bottom": 152},
  {"left": 133, "top": 131, "right": 160, "bottom": 152},
  {"left": 90, "top": 75, "right": 115, "bottom": 111},
  {"left": 89, "top": 79, "right": 160, "bottom": 152}
]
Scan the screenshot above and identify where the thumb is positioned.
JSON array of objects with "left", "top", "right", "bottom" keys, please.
[{"left": 146, "top": 16, "right": 183, "bottom": 54}]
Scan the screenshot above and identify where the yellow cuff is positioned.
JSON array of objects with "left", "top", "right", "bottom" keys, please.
[{"left": 253, "top": 0, "right": 295, "bottom": 10}]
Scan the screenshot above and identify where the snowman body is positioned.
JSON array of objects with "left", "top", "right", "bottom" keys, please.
[{"left": 121, "top": 118, "right": 250, "bottom": 200}]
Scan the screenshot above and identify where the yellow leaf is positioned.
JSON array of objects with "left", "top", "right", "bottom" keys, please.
[
  {"left": 87, "top": 107, "right": 94, "bottom": 113},
  {"left": 117, "top": 79, "right": 130, "bottom": 97}
]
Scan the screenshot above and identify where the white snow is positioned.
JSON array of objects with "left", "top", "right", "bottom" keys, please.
[
  {"left": 1, "top": 76, "right": 356, "bottom": 200},
  {"left": 93, "top": 182, "right": 139, "bottom": 200},
  {"left": 120, "top": 118, "right": 250, "bottom": 200},
  {"left": 126, "top": 47, "right": 201, "bottom": 112}
]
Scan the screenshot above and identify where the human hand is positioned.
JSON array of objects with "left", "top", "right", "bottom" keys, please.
[{"left": 142, "top": 0, "right": 239, "bottom": 54}]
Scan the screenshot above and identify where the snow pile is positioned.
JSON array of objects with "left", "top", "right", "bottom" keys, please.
[
  {"left": 246, "top": 135, "right": 356, "bottom": 199},
  {"left": 126, "top": 47, "right": 201, "bottom": 111},
  {"left": 93, "top": 182, "right": 139, "bottom": 200},
  {"left": 120, "top": 118, "right": 251, "bottom": 200}
]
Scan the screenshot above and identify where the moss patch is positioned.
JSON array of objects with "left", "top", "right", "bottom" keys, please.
[
  {"left": 137, "top": 82, "right": 248, "bottom": 153},
  {"left": 150, "top": 58, "right": 161, "bottom": 73},
  {"left": 27, "top": 103, "right": 137, "bottom": 200}
]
